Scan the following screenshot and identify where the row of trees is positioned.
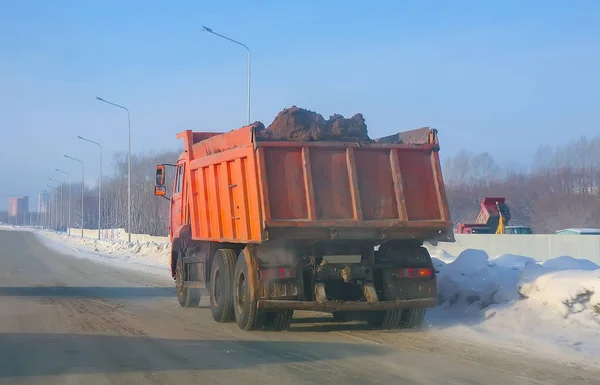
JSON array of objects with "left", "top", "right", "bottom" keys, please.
[
  {"left": 44, "top": 150, "right": 178, "bottom": 236},
  {"left": 444, "top": 135, "right": 600, "bottom": 233},
  {"left": 44, "top": 134, "right": 600, "bottom": 237}
]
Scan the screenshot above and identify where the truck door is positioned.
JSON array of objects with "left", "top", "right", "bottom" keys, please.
[{"left": 171, "top": 163, "right": 184, "bottom": 237}]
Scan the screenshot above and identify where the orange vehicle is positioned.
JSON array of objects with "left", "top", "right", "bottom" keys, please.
[{"left": 155, "top": 124, "right": 454, "bottom": 331}]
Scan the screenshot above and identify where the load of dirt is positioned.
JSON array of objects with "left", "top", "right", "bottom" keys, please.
[{"left": 255, "top": 106, "right": 371, "bottom": 142}]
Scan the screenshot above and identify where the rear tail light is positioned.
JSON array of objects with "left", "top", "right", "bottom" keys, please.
[
  {"left": 396, "top": 268, "right": 432, "bottom": 278},
  {"left": 259, "top": 267, "right": 297, "bottom": 280}
]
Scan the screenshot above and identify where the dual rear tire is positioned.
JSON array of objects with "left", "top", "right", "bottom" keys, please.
[
  {"left": 365, "top": 308, "right": 427, "bottom": 329},
  {"left": 175, "top": 252, "right": 201, "bottom": 308},
  {"left": 193, "top": 248, "right": 425, "bottom": 331},
  {"left": 209, "top": 249, "right": 237, "bottom": 323},
  {"left": 332, "top": 308, "right": 426, "bottom": 329},
  {"left": 209, "top": 249, "right": 293, "bottom": 331}
]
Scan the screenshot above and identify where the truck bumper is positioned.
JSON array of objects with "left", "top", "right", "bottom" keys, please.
[{"left": 257, "top": 297, "right": 436, "bottom": 312}]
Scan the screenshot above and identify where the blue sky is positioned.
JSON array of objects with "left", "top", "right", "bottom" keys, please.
[{"left": 0, "top": 0, "right": 599, "bottom": 209}]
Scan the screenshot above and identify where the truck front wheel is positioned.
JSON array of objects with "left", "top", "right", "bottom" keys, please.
[
  {"left": 209, "top": 249, "right": 236, "bottom": 323},
  {"left": 232, "top": 252, "right": 264, "bottom": 331},
  {"left": 175, "top": 252, "right": 200, "bottom": 308}
]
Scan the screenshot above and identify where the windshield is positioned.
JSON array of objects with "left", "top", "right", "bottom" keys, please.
[{"left": 506, "top": 227, "right": 533, "bottom": 234}]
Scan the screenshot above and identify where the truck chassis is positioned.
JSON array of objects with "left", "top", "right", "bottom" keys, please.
[{"left": 172, "top": 234, "right": 437, "bottom": 331}]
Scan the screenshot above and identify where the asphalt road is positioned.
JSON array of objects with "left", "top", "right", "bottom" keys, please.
[{"left": 0, "top": 229, "right": 598, "bottom": 385}]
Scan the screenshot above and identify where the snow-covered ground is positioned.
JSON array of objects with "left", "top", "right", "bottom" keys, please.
[
  {"left": 32, "top": 229, "right": 600, "bottom": 367},
  {"left": 38, "top": 231, "right": 171, "bottom": 279},
  {"left": 429, "top": 248, "right": 600, "bottom": 367}
]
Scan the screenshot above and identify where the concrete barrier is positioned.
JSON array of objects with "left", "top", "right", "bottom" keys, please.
[
  {"left": 426, "top": 234, "right": 600, "bottom": 265},
  {"left": 67, "top": 228, "right": 170, "bottom": 244},
  {"left": 65, "top": 230, "right": 600, "bottom": 265}
]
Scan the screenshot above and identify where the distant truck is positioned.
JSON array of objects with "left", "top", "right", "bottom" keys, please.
[
  {"left": 154, "top": 125, "right": 454, "bottom": 331},
  {"left": 456, "top": 197, "right": 512, "bottom": 234}
]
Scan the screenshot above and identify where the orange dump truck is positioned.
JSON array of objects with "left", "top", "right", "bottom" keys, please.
[{"left": 154, "top": 124, "right": 454, "bottom": 331}]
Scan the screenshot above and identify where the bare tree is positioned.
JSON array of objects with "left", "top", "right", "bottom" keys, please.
[{"left": 442, "top": 133, "right": 600, "bottom": 233}]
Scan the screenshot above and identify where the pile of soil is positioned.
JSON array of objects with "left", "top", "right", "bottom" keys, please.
[{"left": 255, "top": 106, "right": 371, "bottom": 142}]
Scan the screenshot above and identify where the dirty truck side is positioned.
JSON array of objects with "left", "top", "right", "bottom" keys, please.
[{"left": 155, "top": 124, "right": 454, "bottom": 331}]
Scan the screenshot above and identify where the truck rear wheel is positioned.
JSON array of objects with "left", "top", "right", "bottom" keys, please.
[
  {"left": 365, "top": 309, "right": 403, "bottom": 329},
  {"left": 400, "top": 308, "right": 426, "bottom": 328},
  {"left": 232, "top": 252, "right": 265, "bottom": 331},
  {"left": 209, "top": 249, "right": 237, "bottom": 323},
  {"left": 175, "top": 252, "right": 200, "bottom": 308},
  {"left": 263, "top": 310, "right": 294, "bottom": 331}
]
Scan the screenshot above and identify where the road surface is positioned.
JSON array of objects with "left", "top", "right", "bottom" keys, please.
[{"left": 0, "top": 229, "right": 597, "bottom": 384}]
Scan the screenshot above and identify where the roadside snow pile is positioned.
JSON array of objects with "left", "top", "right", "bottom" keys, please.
[
  {"left": 431, "top": 248, "right": 600, "bottom": 366},
  {"left": 42, "top": 231, "right": 171, "bottom": 269},
  {"left": 520, "top": 268, "right": 600, "bottom": 324},
  {"left": 434, "top": 249, "right": 600, "bottom": 321},
  {"left": 434, "top": 250, "right": 529, "bottom": 313}
]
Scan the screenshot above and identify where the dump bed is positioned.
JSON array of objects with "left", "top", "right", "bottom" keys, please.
[
  {"left": 474, "top": 197, "right": 511, "bottom": 230},
  {"left": 178, "top": 126, "right": 453, "bottom": 244}
]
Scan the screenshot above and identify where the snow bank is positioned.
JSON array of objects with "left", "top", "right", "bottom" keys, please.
[
  {"left": 434, "top": 249, "right": 599, "bottom": 319},
  {"left": 0, "top": 224, "right": 34, "bottom": 232},
  {"left": 40, "top": 231, "right": 171, "bottom": 272},
  {"left": 520, "top": 269, "right": 600, "bottom": 324},
  {"left": 432, "top": 248, "right": 600, "bottom": 366}
]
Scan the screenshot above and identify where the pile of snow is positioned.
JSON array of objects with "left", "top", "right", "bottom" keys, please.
[
  {"left": 433, "top": 249, "right": 599, "bottom": 321},
  {"left": 0, "top": 224, "right": 29, "bottom": 231},
  {"left": 431, "top": 248, "right": 600, "bottom": 366},
  {"left": 520, "top": 264, "right": 599, "bottom": 324},
  {"left": 41, "top": 231, "right": 171, "bottom": 270}
]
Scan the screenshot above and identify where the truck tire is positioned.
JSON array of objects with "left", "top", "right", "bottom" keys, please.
[
  {"left": 365, "top": 309, "right": 403, "bottom": 329},
  {"left": 209, "top": 249, "right": 237, "bottom": 323},
  {"left": 263, "top": 310, "right": 294, "bottom": 331},
  {"left": 232, "top": 252, "right": 265, "bottom": 331},
  {"left": 400, "top": 308, "right": 426, "bottom": 328},
  {"left": 175, "top": 252, "right": 200, "bottom": 308}
]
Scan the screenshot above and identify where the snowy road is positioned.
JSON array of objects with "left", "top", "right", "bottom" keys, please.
[{"left": 0, "top": 229, "right": 598, "bottom": 385}]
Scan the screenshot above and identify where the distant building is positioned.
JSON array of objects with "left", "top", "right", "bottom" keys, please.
[
  {"left": 8, "top": 196, "right": 29, "bottom": 219},
  {"left": 555, "top": 228, "right": 600, "bottom": 235},
  {"left": 38, "top": 192, "right": 49, "bottom": 214}
]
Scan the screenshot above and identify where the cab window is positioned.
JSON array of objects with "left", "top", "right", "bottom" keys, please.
[{"left": 175, "top": 165, "right": 184, "bottom": 193}]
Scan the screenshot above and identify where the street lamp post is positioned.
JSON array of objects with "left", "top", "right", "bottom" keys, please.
[
  {"left": 41, "top": 189, "right": 48, "bottom": 229},
  {"left": 55, "top": 169, "right": 72, "bottom": 236},
  {"left": 201, "top": 26, "right": 251, "bottom": 125},
  {"left": 49, "top": 178, "right": 63, "bottom": 231},
  {"left": 45, "top": 186, "right": 52, "bottom": 229},
  {"left": 64, "top": 155, "right": 85, "bottom": 238},
  {"left": 46, "top": 184, "right": 57, "bottom": 230},
  {"left": 96, "top": 96, "right": 132, "bottom": 243},
  {"left": 77, "top": 136, "right": 102, "bottom": 240}
]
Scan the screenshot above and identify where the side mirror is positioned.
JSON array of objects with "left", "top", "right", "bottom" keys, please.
[
  {"left": 156, "top": 165, "right": 166, "bottom": 186},
  {"left": 155, "top": 185, "right": 167, "bottom": 197}
]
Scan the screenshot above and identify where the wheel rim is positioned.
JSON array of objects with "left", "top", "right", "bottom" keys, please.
[
  {"left": 213, "top": 269, "right": 221, "bottom": 306},
  {"left": 236, "top": 271, "right": 246, "bottom": 314}
]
